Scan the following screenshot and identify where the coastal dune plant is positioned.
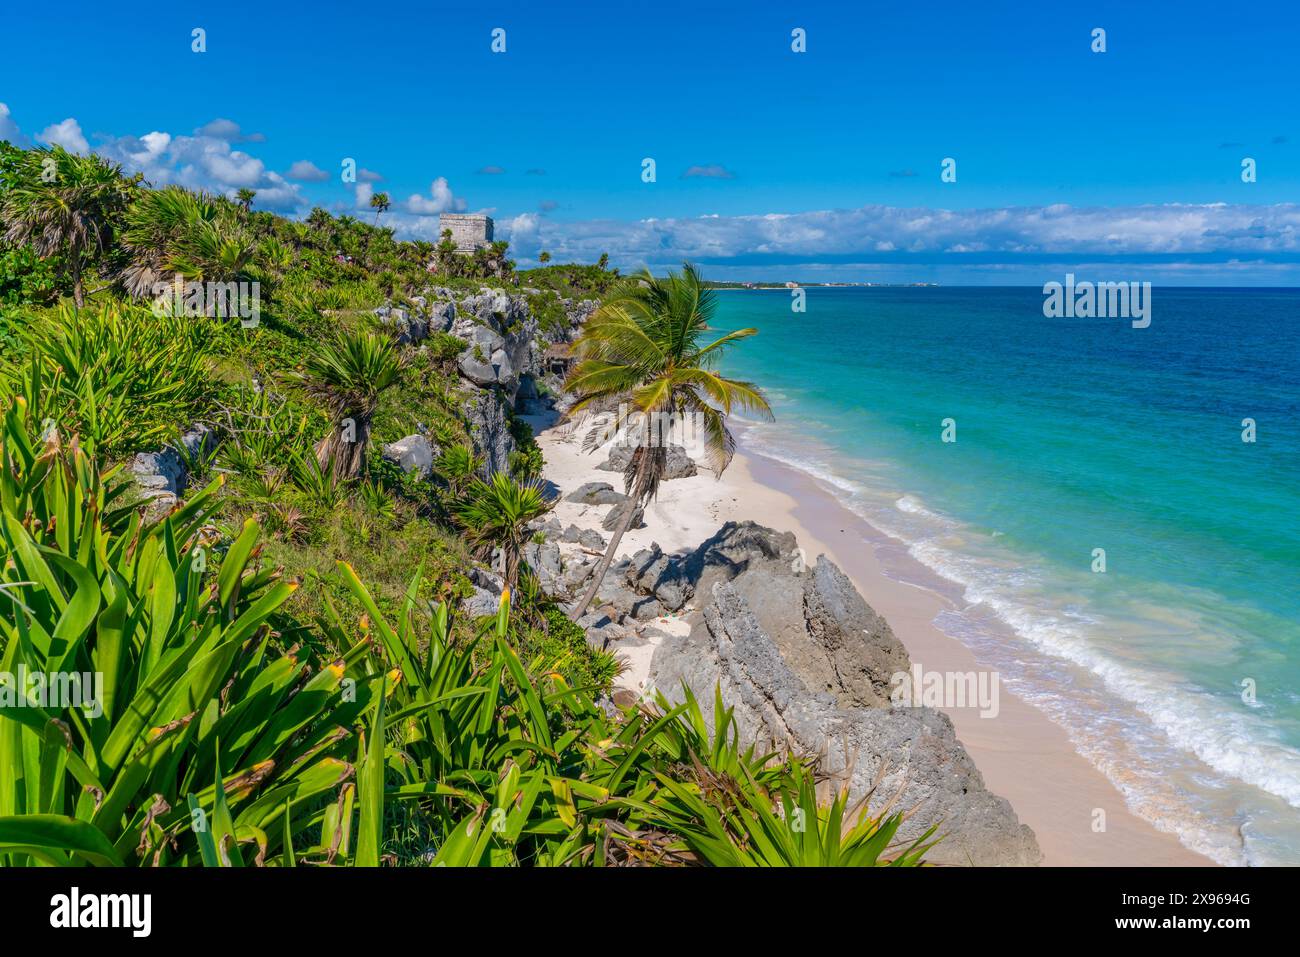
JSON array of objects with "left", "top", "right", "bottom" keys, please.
[
  {"left": 4, "top": 302, "right": 212, "bottom": 460},
  {"left": 642, "top": 695, "right": 939, "bottom": 866},
  {"left": 435, "top": 443, "right": 480, "bottom": 499},
  {"left": 564, "top": 262, "right": 772, "bottom": 617}
]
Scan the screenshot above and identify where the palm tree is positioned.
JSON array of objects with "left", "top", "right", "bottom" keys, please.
[
  {"left": 303, "top": 329, "right": 404, "bottom": 480},
  {"left": 117, "top": 185, "right": 219, "bottom": 299},
  {"left": 538, "top": 250, "right": 551, "bottom": 264},
  {"left": 564, "top": 262, "right": 772, "bottom": 618},
  {"left": 1, "top": 146, "right": 133, "bottom": 307},
  {"left": 167, "top": 216, "right": 258, "bottom": 291},
  {"left": 434, "top": 228, "right": 461, "bottom": 276},
  {"left": 369, "top": 191, "right": 391, "bottom": 227},
  {"left": 454, "top": 473, "right": 555, "bottom": 592},
  {"left": 236, "top": 188, "right": 256, "bottom": 211},
  {"left": 306, "top": 207, "right": 333, "bottom": 231}
]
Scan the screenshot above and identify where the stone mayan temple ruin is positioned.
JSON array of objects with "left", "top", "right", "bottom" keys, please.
[{"left": 438, "top": 213, "right": 494, "bottom": 253}]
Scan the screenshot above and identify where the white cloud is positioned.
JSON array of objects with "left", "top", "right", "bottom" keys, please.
[
  {"left": 38, "top": 118, "right": 89, "bottom": 154},
  {"left": 355, "top": 183, "right": 374, "bottom": 209},
  {"left": 405, "top": 177, "right": 466, "bottom": 215},
  {"left": 0, "top": 102, "right": 28, "bottom": 146},
  {"left": 496, "top": 202, "right": 1300, "bottom": 271},
  {"left": 358, "top": 168, "right": 384, "bottom": 182},
  {"left": 286, "top": 159, "right": 329, "bottom": 182},
  {"left": 500, "top": 212, "right": 540, "bottom": 254},
  {"left": 94, "top": 124, "right": 306, "bottom": 212}
]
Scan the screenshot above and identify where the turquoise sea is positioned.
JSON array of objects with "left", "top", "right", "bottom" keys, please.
[{"left": 711, "top": 287, "right": 1300, "bottom": 865}]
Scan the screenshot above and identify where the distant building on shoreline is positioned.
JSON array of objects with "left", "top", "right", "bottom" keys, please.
[{"left": 439, "top": 213, "right": 494, "bottom": 253}]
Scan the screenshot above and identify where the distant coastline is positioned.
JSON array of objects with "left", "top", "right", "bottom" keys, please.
[{"left": 708, "top": 281, "right": 941, "bottom": 289}]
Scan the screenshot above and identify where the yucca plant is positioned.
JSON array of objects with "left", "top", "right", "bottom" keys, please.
[
  {"left": 325, "top": 568, "right": 615, "bottom": 866},
  {"left": 639, "top": 691, "right": 938, "bottom": 866},
  {"left": 303, "top": 330, "right": 404, "bottom": 481},
  {"left": 453, "top": 472, "right": 555, "bottom": 591},
  {"left": 213, "top": 384, "right": 315, "bottom": 478},
  {"left": 0, "top": 392, "right": 382, "bottom": 866},
  {"left": 289, "top": 445, "right": 347, "bottom": 511}
]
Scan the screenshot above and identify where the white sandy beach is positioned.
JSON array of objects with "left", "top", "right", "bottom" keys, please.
[{"left": 533, "top": 413, "right": 1212, "bottom": 867}]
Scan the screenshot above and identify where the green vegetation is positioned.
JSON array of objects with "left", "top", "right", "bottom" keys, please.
[
  {"left": 564, "top": 262, "right": 774, "bottom": 617},
  {"left": 453, "top": 472, "right": 554, "bottom": 590},
  {"left": 303, "top": 329, "right": 404, "bottom": 480},
  {"left": 0, "top": 141, "right": 935, "bottom": 867},
  {"left": 3, "top": 303, "right": 213, "bottom": 459}
]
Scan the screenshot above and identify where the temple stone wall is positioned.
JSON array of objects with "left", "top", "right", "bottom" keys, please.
[{"left": 440, "top": 213, "right": 494, "bottom": 253}]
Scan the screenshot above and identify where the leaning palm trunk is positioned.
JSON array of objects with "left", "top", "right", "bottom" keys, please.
[
  {"left": 571, "top": 442, "right": 661, "bottom": 619},
  {"left": 562, "top": 262, "right": 773, "bottom": 619}
]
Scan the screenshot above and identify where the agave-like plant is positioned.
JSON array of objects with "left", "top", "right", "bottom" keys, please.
[
  {"left": 0, "top": 390, "right": 383, "bottom": 866},
  {"left": 302, "top": 329, "right": 404, "bottom": 481},
  {"left": 435, "top": 442, "right": 480, "bottom": 499},
  {"left": 453, "top": 472, "right": 554, "bottom": 591},
  {"left": 637, "top": 689, "right": 939, "bottom": 866},
  {"left": 0, "top": 146, "right": 134, "bottom": 307},
  {"left": 6, "top": 302, "right": 212, "bottom": 459}
]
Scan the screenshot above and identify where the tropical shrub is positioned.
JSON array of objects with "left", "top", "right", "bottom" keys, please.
[
  {"left": 0, "top": 393, "right": 383, "bottom": 866},
  {"left": 303, "top": 330, "right": 404, "bottom": 480},
  {"left": 2, "top": 303, "right": 213, "bottom": 460},
  {"left": 0, "top": 145, "right": 134, "bottom": 306},
  {"left": 452, "top": 473, "right": 554, "bottom": 590},
  {"left": 0, "top": 242, "right": 60, "bottom": 306}
]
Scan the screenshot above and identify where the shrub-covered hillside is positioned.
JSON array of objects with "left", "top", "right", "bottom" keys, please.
[{"left": 0, "top": 142, "right": 934, "bottom": 867}]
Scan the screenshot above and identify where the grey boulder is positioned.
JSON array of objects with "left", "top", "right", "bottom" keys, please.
[
  {"left": 382, "top": 434, "right": 436, "bottom": 479},
  {"left": 565, "top": 481, "right": 626, "bottom": 506},
  {"left": 599, "top": 443, "right": 698, "bottom": 480},
  {"left": 602, "top": 501, "right": 645, "bottom": 532}
]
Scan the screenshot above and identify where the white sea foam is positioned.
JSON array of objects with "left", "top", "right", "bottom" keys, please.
[{"left": 737, "top": 429, "right": 1300, "bottom": 863}]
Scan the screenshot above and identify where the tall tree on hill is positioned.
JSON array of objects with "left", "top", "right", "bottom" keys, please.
[
  {"left": 0, "top": 146, "right": 133, "bottom": 307},
  {"left": 564, "top": 262, "right": 773, "bottom": 618},
  {"left": 369, "top": 191, "right": 391, "bottom": 227},
  {"left": 236, "top": 188, "right": 256, "bottom": 211}
]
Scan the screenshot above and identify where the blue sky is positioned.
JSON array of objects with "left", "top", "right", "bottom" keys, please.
[{"left": 2, "top": 0, "right": 1298, "bottom": 283}]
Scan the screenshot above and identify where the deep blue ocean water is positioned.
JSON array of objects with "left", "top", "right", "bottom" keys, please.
[{"left": 711, "top": 287, "right": 1300, "bottom": 864}]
